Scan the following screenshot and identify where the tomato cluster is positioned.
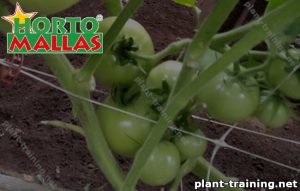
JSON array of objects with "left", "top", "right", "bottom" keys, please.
[
  {"left": 93, "top": 17, "right": 300, "bottom": 186},
  {"left": 94, "top": 18, "right": 210, "bottom": 186},
  {"left": 8, "top": 1, "right": 299, "bottom": 189}
]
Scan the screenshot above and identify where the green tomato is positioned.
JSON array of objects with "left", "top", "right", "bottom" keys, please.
[
  {"left": 198, "top": 49, "right": 222, "bottom": 70},
  {"left": 267, "top": 59, "right": 300, "bottom": 100},
  {"left": 174, "top": 129, "right": 207, "bottom": 161},
  {"left": 146, "top": 60, "right": 183, "bottom": 90},
  {"left": 9, "top": 0, "right": 79, "bottom": 15},
  {"left": 141, "top": 141, "right": 180, "bottom": 186},
  {"left": 256, "top": 97, "right": 291, "bottom": 128},
  {"left": 96, "top": 96, "right": 153, "bottom": 158},
  {"left": 95, "top": 17, "right": 154, "bottom": 86},
  {"left": 288, "top": 48, "right": 300, "bottom": 60},
  {"left": 198, "top": 73, "right": 260, "bottom": 123}
]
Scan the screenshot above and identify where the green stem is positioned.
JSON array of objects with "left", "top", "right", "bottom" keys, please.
[
  {"left": 41, "top": 120, "right": 85, "bottom": 136},
  {"left": 239, "top": 59, "right": 270, "bottom": 76},
  {"left": 170, "top": 159, "right": 197, "bottom": 191},
  {"left": 248, "top": 50, "right": 270, "bottom": 60},
  {"left": 193, "top": 157, "right": 244, "bottom": 191},
  {"left": 79, "top": 0, "right": 144, "bottom": 81},
  {"left": 0, "top": 3, "right": 125, "bottom": 187},
  {"left": 122, "top": 1, "right": 300, "bottom": 190},
  {"left": 246, "top": 50, "right": 287, "bottom": 62},
  {"left": 43, "top": 55, "right": 125, "bottom": 190},
  {"left": 193, "top": 6, "right": 202, "bottom": 29},
  {"left": 104, "top": 0, "right": 123, "bottom": 16},
  {"left": 211, "top": 22, "right": 255, "bottom": 50},
  {"left": 172, "top": 0, "right": 239, "bottom": 94},
  {"left": 130, "top": 38, "right": 191, "bottom": 64}
]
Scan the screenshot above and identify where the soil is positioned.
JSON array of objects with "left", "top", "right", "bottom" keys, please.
[{"left": 0, "top": 0, "right": 299, "bottom": 191}]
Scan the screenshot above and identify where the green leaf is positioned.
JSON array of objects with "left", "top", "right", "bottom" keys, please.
[{"left": 173, "top": 0, "right": 196, "bottom": 7}]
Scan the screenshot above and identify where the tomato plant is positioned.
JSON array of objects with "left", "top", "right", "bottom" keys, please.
[
  {"left": 1, "top": 0, "right": 299, "bottom": 191},
  {"left": 267, "top": 59, "right": 300, "bottom": 100},
  {"left": 140, "top": 141, "right": 181, "bottom": 186},
  {"left": 197, "top": 72, "right": 260, "bottom": 123},
  {"left": 94, "top": 17, "right": 154, "bottom": 86},
  {"left": 9, "top": 0, "right": 79, "bottom": 15}
]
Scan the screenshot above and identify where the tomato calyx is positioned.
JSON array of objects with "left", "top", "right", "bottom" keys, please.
[
  {"left": 148, "top": 80, "right": 171, "bottom": 112},
  {"left": 112, "top": 84, "right": 141, "bottom": 106},
  {"left": 112, "top": 36, "right": 139, "bottom": 66}
]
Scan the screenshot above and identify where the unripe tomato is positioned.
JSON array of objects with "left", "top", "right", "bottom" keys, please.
[
  {"left": 95, "top": 17, "right": 154, "bottom": 86},
  {"left": 198, "top": 73, "right": 260, "bottom": 123},
  {"left": 256, "top": 96, "right": 291, "bottom": 128},
  {"left": 267, "top": 59, "right": 300, "bottom": 100},
  {"left": 146, "top": 60, "right": 183, "bottom": 90},
  {"left": 141, "top": 141, "right": 181, "bottom": 186},
  {"left": 174, "top": 129, "right": 207, "bottom": 161},
  {"left": 96, "top": 96, "right": 153, "bottom": 158},
  {"left": 288, "top": 49, "right": 300, "bottom": 60},
  {"left": 9, "top": 0, "right": 80, "bottom": 15}
]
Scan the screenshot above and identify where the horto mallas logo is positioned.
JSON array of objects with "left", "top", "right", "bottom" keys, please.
[{"left": 1, "top": 2, "right": 103, "bottom": 54}]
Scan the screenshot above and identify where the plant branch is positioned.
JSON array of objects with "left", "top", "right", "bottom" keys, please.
[
  {"left": 239, "top": 58, "right": 270, "bottom": 76},
  {"left": 129, "top": 38, "right": 191, "bottom": 64},
  {"left": 104, "top": 0, "right": 123, "bottom": 16},
  {"left": 193, "top": 6, "right": 201, "bottom": 29},
  {"left": 43, "top": 54, "right": 125, "bottom": 190},
  {"left": 170, "top": 159, "right": 197, "bottom": 191},
  {"left": 41, "top": 120, "right": 85, "bottom": 136},
  {"left": 211, "top": 22, "right": 256, "bottom": 50},
  {"left": 79, "top": 0, "right": 144, "bottom": 81},
  {"left": 172, "top": 0, "right": 239, "bottom": 94}
]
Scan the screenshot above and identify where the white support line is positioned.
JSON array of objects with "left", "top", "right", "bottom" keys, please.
[
  {"left": 191, "top": 115, "right": 300, "bottom": 146},
  {"left": 225, "top": 144, "right": 300, "bottom": 173},
  {"left": 206, "top": 127, "right": 235, "bottom": 191},
  {"left": 4, "top": 60, "right": 297, "bottom": 146},
  {"left": 2, "top": 61, "right": 298, "bottom": 145},
  {"left": 0, "top": 60, "right": 300, "bottom": 173}
]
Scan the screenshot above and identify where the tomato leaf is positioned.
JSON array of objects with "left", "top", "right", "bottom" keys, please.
[{"left": 173, "top": 0, "right": 195, "bottom": 7}]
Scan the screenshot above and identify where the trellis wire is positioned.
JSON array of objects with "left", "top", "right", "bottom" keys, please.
[
  {"left": 0, "top": 60, "right": 299, "bottom": 183},
  {"left": 1, "top": 59, "right": 299, "bottom": 145}
]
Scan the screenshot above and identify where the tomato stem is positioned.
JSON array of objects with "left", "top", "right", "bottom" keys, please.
[
  {"left": 104, "top": 0, "right": 123, "bottom": 16},
  {"left": 193, "top": 6, "right": 202, "bottom": 29},
  {"left": 239, "top": 59, "right": 271, "bottom": 77},
  {"left": 129, "top": 38, "right": 191, "bottom": 64},
  {"left": 41, "top": 120, "right": 85, "bottom": 136},
  {"left": 42, "top": 54, "right": 125, "bottom": 190},
  {"left": 170, "top": 158, "right": 197, "bottom": 191},
  {"left": 172, "top": 0, "right": 239, "bottom": 95},
  {"left": 79, "top": 0, "right": 144, "bottom": 82},
  {"left": 211, "top": 22, "right": 255, "bottom": 50}
]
